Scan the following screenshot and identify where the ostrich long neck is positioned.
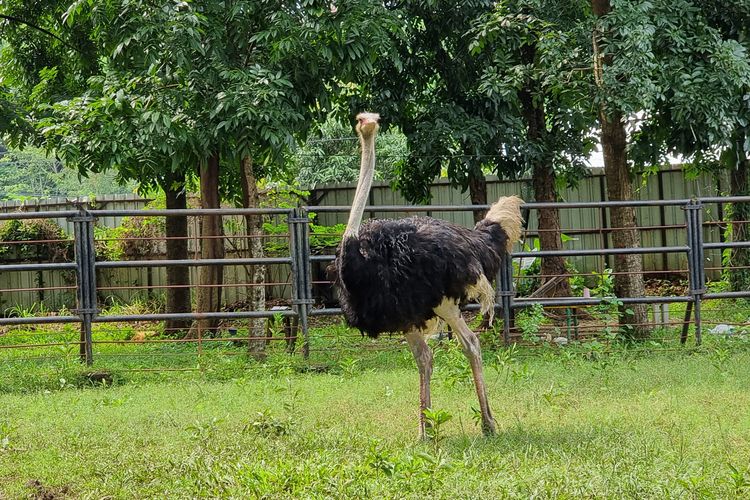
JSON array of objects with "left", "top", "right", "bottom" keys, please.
[{"left": 343, "top": 132, "right": 376, "bottom": 238}]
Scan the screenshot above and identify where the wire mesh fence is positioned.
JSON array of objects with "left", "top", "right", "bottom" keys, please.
[{"left": 1, "top": 197, "right": 750, "bottom": 373}]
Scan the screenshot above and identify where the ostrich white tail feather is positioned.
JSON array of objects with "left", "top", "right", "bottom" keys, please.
[{"left": 466, "top": 274, "right": 496, "bottom": 324}]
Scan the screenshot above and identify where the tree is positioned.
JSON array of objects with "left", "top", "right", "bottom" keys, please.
[
  {"left": 293, "top": 116, "right": 407, "bottom": 188},
  {"left": 472, "top": 1, "right": 595, "bottom": 297},
  {"left": 626, "top": 1, "right": 750, "bottom": 291},
  {"left": 591, "top": 0, "right": 750, "bottom": 337},
  {"left": 0, "top": 147, "right": 133, "bottom": 199},
  {"left": 0, "top": 0, "right": 196, "bottom": 331},
  {"left": 355, "top": 1, "right": 519, "bottom": 224},
  {"left": 0, "top": 0, "right": 98, "bottom": 147},
  {"left": 38, "top": 1, "right": 401, "bottom": 339},
  {"left": 591, "top": 0, "right": 651, "bottom": 338}
]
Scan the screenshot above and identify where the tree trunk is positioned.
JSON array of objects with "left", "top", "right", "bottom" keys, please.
[
  {"left": 531, "top": 163, "right": 571, "bottom": 297},
  {"left": 593, "top": 0, "right": 649, "bottom": 339},
  {"left": 240, "top": 156, "right": 268, "bottom": 358},
  {"left": 162, "top": 174, "right": 191, "bottom": 335},
  {"left": 469, "top": 170, "right": 488, "bottom": 225},
  {"left": 187, "top": 153, "right": 224, "bottom": 339},
  {"left": 729, "top": 139, "right": 750, "bottom": 291},
  {"left": 518, "top": 60, "right": 572, "bottom": 298}
]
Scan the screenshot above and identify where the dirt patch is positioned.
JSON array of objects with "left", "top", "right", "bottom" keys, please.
[{"left": 26, "top": 480, "right": 72, "bottom": 500}]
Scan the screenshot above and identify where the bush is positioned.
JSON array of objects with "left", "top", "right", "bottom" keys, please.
[
  {"left": 94, "top": 197, "right": 167, "bottom": 261},
  {"left": 0, "top": 219, "right": 73, "bottom": 262}
]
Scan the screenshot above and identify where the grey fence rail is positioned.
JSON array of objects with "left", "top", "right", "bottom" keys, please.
[{"left": 1, "top": 197, "right": 749, "bottom": 367}]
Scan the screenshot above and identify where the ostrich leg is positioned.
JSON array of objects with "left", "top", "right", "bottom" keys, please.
[
  {"left": 405, "top": 329, "right": 433, "bottom": 439},
  {"left": 436, "top": 301, "right": 497, "bottom": 435}
]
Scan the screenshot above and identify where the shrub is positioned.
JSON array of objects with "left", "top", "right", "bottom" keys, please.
[{"left": 0, "top": 219, "right": 72, "bottom": 262}]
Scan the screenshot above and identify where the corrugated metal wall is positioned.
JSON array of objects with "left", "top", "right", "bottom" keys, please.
[{"left": 310, "top": 167, "right": 729, "bottom": 281}]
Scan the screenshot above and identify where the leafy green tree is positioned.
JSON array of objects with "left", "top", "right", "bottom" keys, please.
[
  {"left": 626, "top": 1, "right": 750, "bottom": 291},
  {"left": 293, "top": 116, "right": 407, "bottom": 188},
  {"left": 702, "top": 3, "right": 750, "bottom": 292},
  {"left": 36, "top": 1, "right": 401, "bottom": 337},
  {"left": 0, "top": 0, "right": 98, "bottom": 147},
  {"left": 472, "top": 0, "right": 595, "bottom": 296},
  {"left": 0, "top": 0, "right": 198, "bottom": 333},
  {"left": 354, "top": 0, "right": 517, "bottom": 223},
  {"left": 0, "top": 147, "right": 133, "bottom": 199},
  {"left": 591, "top": 0, "right": 750, "bottom": 337}
]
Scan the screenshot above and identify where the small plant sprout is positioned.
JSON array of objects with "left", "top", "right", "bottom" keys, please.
[
  {"left": 422, "top": 408, "right": 453, "bottom": 449},
  {"left": 339, "top": 357, "right": 360, "bottom": 378}
]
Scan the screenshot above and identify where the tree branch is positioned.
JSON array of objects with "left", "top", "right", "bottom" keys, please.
[{"left": 0, "top": 14, "right": 79, "bottom": 53}]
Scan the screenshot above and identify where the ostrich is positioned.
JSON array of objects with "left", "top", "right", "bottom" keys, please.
[{"left": 331, "top": 112, "right": 523, "bottom": 437}]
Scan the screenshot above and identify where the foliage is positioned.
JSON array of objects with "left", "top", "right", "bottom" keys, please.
[
  {"left": 435, "top": 343, "right": 473, "bottom": 389},
  {"left": 576, "top": 1, "right": 750, "bottom": 172},
  {"left": 590, "top": 268, "right": 615, "bottom": 297},
  {"left": 246, "top": 409, "right": 293, "bottom": 437},
  {"left": 263, "top": 219, "right": 347, "bottom": 255},
  {"left": 422, "top": 407, "right": 453, "bottom": 449},
  {"left": 258, "top": 182, "right": 346, "bottom": 254},
  {"left": 292, "top": 116, "right": 407, "bottom": 187},
  {"left": 94, "top": 197, "right": 167, "bottom": 261},
  {"left": 0, "top": 218, "right": 72, "bottom": 262},
  {"left": 0, "top": 0, "right": 99, "bottom": 148},
  {"left": 28, "top": 0, "right": 402, "bottom": 199},
  {"left": 0, "top": 147, "right": 133, "bottom": 200},
  {"left": 352, "top": 1, "right": 517, "bottom": 203},
  {"left": 515, "top": 234, "right": 579, "bottom": 296},
  {"left": 470, "top": 0, "right": 595, "bottom": 187},
  {"left": 515, "top": 303, "right": 548, "bottom": 343}
]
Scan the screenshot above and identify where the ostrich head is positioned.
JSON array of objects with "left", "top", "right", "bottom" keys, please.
[{"left": 355, "top": 112, "right": 380, "bottom": 140}]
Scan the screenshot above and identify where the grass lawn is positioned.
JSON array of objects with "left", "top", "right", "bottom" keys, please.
[{"left": 2, "top": 337, "right": 750, "bottom": 498}]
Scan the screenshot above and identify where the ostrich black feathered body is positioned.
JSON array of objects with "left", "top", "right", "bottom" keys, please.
[{"left": 330, "top": 216, "right": 509, "bottom": 338}]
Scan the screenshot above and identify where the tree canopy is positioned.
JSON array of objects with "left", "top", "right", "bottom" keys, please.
[
  {"left": 293, "top": 116, "right": 407, "bottom": 188},
  {"left": 351, "top": 0, "right": 517, "bottom": 204},
  {"left": 0, "top": 147, "right": 134, "bottom": 199},
  {"left": 5, "top": 1, "right": 403, "bottom": 196}
]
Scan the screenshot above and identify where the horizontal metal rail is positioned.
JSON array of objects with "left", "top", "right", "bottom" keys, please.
[
  {"left": 512, "top": 295, "right": 693, "bottom": 308},
  {"left": 95, "top": 310, "right": 296, "bottom": 323},
  {"left": 512, "top": 246, "right": 688, "bottom": 258},
  {"left": 307, "top": 200, "right": 695, "bottom": 213},
  {"left": 0, "top": 210, "right": 78, "bottom": 221},
  {"left": 95, "top": 257, "right": 291, "bottom": 269},
  {"left": 310, "top": 245, "right": 689, "bottom": 262},
  {"left": 704, "top": 291, "right": 750, "bottom": 300},
  {"left": 0, "top": 315, "right": 80, "bottom": 325},
  {"left": 88, "top": 208, "right": 293, "bottom": 217},
  {"left": 0, "top": 207, "right": 293, "bottom": 221},
  {"left": 0, "top": 310, "right": 297, "bottom": 326},
  {"left": 704, "top": 241, "right": 750, "bottom": 250},
  {"left": 0, "top": 262, "right": 76, "bottom": 272},
  {"left": 307, "top": 195, "right": 750, "bottom": 213},
  {"left": 307, "top": 294, "right": 693, "bottom": 318}
]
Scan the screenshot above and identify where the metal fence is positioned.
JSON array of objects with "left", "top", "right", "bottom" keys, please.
[
  {"left": 1, "top": 167, "right": 730, "bottom": 312},
  {"left": 1, "top": 197, "right": 749, "bottom": 370}
]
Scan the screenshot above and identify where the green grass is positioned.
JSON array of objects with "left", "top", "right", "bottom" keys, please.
[{"left": 2, "top": 340, "right": 750, "bottom": 498}]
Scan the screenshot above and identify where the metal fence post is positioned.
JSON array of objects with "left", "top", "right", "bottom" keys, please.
[
  {"left": 289, "top": 208, "right": 313, "bottom": 358},
  {"left": 68, "top": 203, "right": 98, "bottom": 365},
  {"left": 496, "top": 253, "right": 514, "bottom": 346},
  {"left": 684, "top": 199, "right": 705, "bottom": 345}
]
